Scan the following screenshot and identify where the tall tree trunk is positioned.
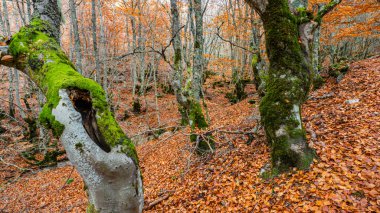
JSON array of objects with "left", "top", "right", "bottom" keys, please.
[
  {"left": 91, "top": 0, "right": 101, "bottom": 82},
  {"left": 14, "top": 68, "right": 26, "bottom": 118},
  {"left": 192, "top": 0, "right": 204, "bottom": 101},
  {"left": 170, "top": 0, "right": 189, "bottom": 123},
  {"left": 14, "top": 0, "right": 27, "bottom": 26},
  {"left": 260, "top": 0, "right": 315, "bottom": 172},
  {"left": 69, "top": 0, "right": 84, "bottom": 74},
  {"left": 26, "top": 0, "right": 32, "bottom": 22},
  {"left": 97, "top": 0, "right": 108, "bottom": 98},
  {"left": 2, "top": 0, "right": 15, "bottom": 117},
  {"left": 130, "top": 15, "right": 138, "bottom": 97},
  {"left": 189, "top": 0, "right": 213, "bottom": 153},
  {"left": 245, "top": 0, "right": 340, "bottom": 172},
  {"left": 250, "top": 8, "right": 265, "bottom": 96},
  {"left": 0, "top": 0, "right": 144, "bottom": 211},
  {"left": 137, "top": 0, "right": 146, "bottom": 96}
]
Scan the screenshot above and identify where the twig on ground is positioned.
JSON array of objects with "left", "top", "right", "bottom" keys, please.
[
  {"left": 144, "top": 191, "right": 175, "bottom": 210},
  {"left": 59, "top": 166, "right": 75, "bottom": 190}
]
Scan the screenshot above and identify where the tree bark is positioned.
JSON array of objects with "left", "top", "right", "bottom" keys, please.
[
  {"left": 97, "top": 0, "right": 108, "bottom": 97},
  {"left": 1, "top": 0, "right": 144, "bottom": 211},
  {"left": 69, "top": 0, "right": 84, "bottom": 74},
  {"left": 91, "top": 0, "right": 101, "bottom": 82},
  {"left": 192, "top": 0, "right": 204, "bottom": 101},
  {"left": 244, "top": 0, "right": 340, "bottom": 172},
  {"left": 1, "top": 0, "right": 16, "bottom": 117},
  {"left": 260, "top": 0, "right": 314, "bottom": 172},
  {"left": 170, "top": 0, "right": 190, "bottom": 124}
]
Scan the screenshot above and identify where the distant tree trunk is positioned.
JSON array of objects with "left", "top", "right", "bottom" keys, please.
[
  {"left": 14, "top": 68, "right": 26, "bottom": 118},
  {"left": 137, "top": 0, "right": 146, "bottom": 96},
  {"left": 170, "top": 0, "right": 189, "bottom": 123},
  {"left": 69, "top": 0, "right": 83, "bottom": 74},
  {"left": 1, "top": 0, "right": 15, "bottom": 117},
  {"left": 91, "top": 0, "right": 101, "bottom": 82},
  {"left": 26, "top": 0, "right": 32, "bottom": 22},
  {"left": 130, "top": 15, "right": 138, "bottom": 94},
  {"left": 189, "top": 0, "right": 213, "bottom": 153},
  {"left": 0, "top": 4, "right": 4, "bottom": 31},
  {"left": 192, "top": 0, "right": 204, "bottom": 101},
  {"left": 130, "top": 14, "right": 140, "bottom": 111},
  {"left": 14, "top": 0, "right": 27, "bottom": 26},
  {"left": 97, "top": 0, "right": 108, "bottom": 98},
  {"left": 245, "top": 0, "right": 341, "bottom": 172},
  {"left": 250, "top": 8, "right": 266, "bottom": 97},
  {"left": 150, "top": 21, "right": 161, "bottom": 124},
  {"left": 2, "top": 0, "right": 10, "bottom": 33},
  {"left": 0, "top": 0, "right": 144, "bottom": 211},
  {"left": 7, "top": 69, "right": 15, "bottom": 117}
]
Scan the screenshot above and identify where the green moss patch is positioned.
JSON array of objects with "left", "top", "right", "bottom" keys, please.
[{"left": 9, "top": 18, "right": 138, "bottom": 163}]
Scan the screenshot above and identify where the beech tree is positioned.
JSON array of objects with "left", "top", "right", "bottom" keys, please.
[
  {"left": 244, "top": 0, "right": 341, "bottom": 173},
  {"left": 0, "top": 0, "right": 143, "bottom": 212},
  {"left": 170, "top": 0, "right": 213, "bottom": 153}
]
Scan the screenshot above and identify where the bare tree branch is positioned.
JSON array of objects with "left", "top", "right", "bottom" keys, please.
[
  {"left": 115, "top": 25, "right": 186, "bottom": 70},
  {"left": 215, "top": 23, "right": 257, "bottom": 54},
  {"left": 315, "top": 0, "right": 342, "bottom": 23}
]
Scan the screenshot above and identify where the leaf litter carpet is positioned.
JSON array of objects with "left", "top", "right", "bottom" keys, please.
[{"left": 0, "top": 56, "right": 379, "bottom": 212}]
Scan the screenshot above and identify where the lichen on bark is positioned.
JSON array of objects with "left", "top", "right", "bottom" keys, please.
[{"left": 260, "top": 0, "right": 315, "bottom": 172}]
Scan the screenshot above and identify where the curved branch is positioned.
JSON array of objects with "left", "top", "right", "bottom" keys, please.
[
  {"left": 244, "top": 0, "right": 268, "bottom": 17},
  {"left": 314, "top": 0, "right": 342, "bottom": 24},
  {"left": 216, "top": 23, "right": 257, "bottom": 54},
  {"left": 115, "top": 25, "right": 186, "bottom": 71}
]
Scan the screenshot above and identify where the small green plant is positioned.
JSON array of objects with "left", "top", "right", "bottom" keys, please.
[
  {"left": 66, "top": 178, "right": 74, "bottom": 185},
  {"left": 329, "top": 61, "right": 349, "bottom": 77}
]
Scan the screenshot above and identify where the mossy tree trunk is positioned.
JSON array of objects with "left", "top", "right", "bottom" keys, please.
[
  {"left": 245, "top": 0, "right": 341, "bottom": 172},
  {"left": 170, "top": 0, "right": 213, "bottom": 153},
  {"left": 260, "top": 0, "right": 314, "bottom": 172},
  {"left": 170, "top": 0, "right": 188, "bottom": 122},
  {"left": 190, "top": 0, "right": 214, "bottom": 153},
  {"left": 0, "top": 0, "right": 143, "bottom": 212}
]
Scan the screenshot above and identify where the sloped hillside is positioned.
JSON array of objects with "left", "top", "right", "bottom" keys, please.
[{"left": 0, "top": 56, "right": 379, "bottom": 212}]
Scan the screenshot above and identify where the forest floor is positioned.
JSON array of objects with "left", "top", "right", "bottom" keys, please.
[{"left": 0, "top": 56, "right": 379, "bottom": 212}]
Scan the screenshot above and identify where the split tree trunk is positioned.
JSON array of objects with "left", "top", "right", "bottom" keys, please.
[{"left": 0, "top": 0, "right": 143, "bottom": 211}]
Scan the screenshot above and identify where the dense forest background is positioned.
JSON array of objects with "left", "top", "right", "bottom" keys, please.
[{"left": 0, "top": 0, "right": 379, "bottom": 212}]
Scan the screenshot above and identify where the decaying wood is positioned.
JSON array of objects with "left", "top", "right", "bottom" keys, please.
[{"left": 68, "top": 89, "right": 111, "bottom": 152}]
